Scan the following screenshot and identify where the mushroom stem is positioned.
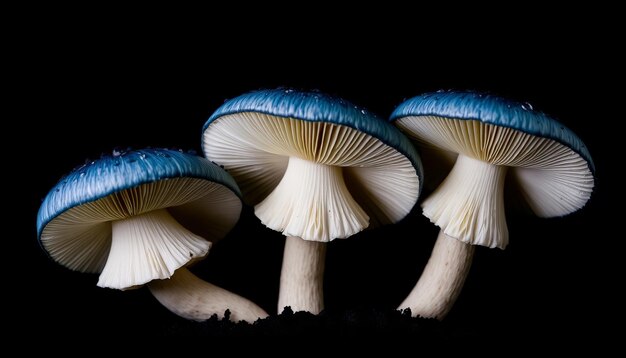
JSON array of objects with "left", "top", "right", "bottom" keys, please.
[
  {"left": 149, "top": 267, "right": 269, "bottom": 323},
  {"left": 422, "top": 154, "right": 508, "bottom": 249},
  {"left": 398, "top": 230, "right": 475, "bottom": 319},
  {"left": 278, "top": 235, "right": 327, "bottom": 314}
]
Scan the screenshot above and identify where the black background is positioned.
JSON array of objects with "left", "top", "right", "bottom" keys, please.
[{"left": 15, "top": 21, "right": 616, "bottom": 342}]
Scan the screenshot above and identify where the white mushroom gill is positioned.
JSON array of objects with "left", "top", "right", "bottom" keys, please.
[
  {"left": 40, "top": 178, "right": 229, "bottom": 279},
  {"left": 256, "top": 156, "right": 369, "bottom": 242},
  {"left": 98, "top": 209, "right": 210, "bottom": 290},
  {"left": 398, "top": 116, "right": 594, "bottom": 249},
  {"left": 423, "top": 155, "right": 508, "bottom": 249},
  {"left": 204, "top": 113, "right": 418, "bottom": 224}
]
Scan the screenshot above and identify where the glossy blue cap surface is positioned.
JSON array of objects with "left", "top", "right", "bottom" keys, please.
[
  {"left": 204, "top": 88, "right": 423, "bottom": 181},
  {"left": 37, "top": 148, "right": 241, "bottom": 238}
]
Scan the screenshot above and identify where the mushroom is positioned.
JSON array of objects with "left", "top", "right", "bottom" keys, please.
[
  {"left": 390, "top": 91, "right": 595, "bottom": 319},
  {"left": 37, "top": 148, "right": 268, "bottom": 322},
  {"left": 202, "top": 88, "right": 422, "bottom": 314}
]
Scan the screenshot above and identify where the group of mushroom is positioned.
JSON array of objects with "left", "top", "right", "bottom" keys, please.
[{"left": 37, "top": 89, "right": 595, "bottom": 324}]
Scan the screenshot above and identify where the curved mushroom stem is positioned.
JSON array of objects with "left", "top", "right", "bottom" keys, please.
[
  {"left": 398, "top": 230, "right": 475, "bottom": 320},
  {"left": 278, "top": 236, "right": 327, "bottom": 314},
  {"left": 148, "top": 267, "right": 268, "bottom": 323}
]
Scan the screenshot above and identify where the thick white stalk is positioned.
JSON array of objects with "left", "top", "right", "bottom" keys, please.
[
  {"left": 422, "top": 154, "right": 508, "bottom": 249},
  {"left": 149, "top": 267, "right": 269, "bottom": 323},
  {"left": 398, "top": 231, "right": 475, "bottom": 319},
  {"left": 278, "top": 236, "right": 327, "bottom": 314}
]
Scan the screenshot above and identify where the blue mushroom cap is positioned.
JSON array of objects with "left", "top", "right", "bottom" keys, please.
[
  {"left": 203, "top": 89, "right": 423, "bottom": 236},
  {"left": 390, "top": 90, "right": 594, "bottom": 173},
  {"left": 37, "top": 148, "right": 241, "bottom": 239},
  {"left": 204, "top": 88, "right": 423, "bottom": 181},
  {"left": 390, "top": 90, "right": 595, "bottom": 224}
]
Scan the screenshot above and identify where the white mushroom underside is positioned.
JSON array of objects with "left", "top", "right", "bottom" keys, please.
[
  {"left": 256, "top": 156, "right": 369, "bottom": 242},
  {"left": 203, "top": 113, "right": 419, "bottom": 237},
  {"left": 41, "top": 178, "right": 241, "bottom": 275},
  {"left": 397, "top": 116, "right": 594, "bottom": 248},
  {"left": 423, "top": 154, "right": 508, "bottom": 248},
  {"left": 99, "top": 209, "right": 211, "bottom": 290}
]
